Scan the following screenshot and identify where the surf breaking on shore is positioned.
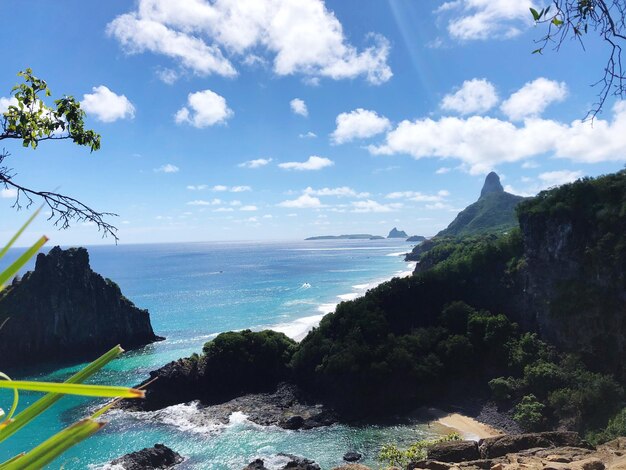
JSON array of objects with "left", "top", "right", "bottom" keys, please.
[{"left": 271, "top": 252, "right": 416, "bottom": 341}]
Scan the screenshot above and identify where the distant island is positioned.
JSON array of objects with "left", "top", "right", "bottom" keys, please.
[
  {"left": 305, "top": 234, "right": 384, "bottom": 240},
  {"left": 406, "top": 235, "right": 426, "bottom": 242},
  {"left": 387, "top": 227, "right": 408, "bottom": 238}
]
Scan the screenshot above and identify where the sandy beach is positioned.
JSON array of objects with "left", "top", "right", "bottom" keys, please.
[{"left": 414, "top": 407, "right": 504, "bottom": 441}]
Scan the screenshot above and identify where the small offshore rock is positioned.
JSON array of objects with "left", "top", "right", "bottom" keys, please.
[
  {"left": 280, "top": 415, "right": 305, "bottom": 430},
  {"left": 343, "top": 451, "right": 362, "bottom": 462},
  {"left": 109, "top": 444, "right": 183, "bottom": 469},
  {"left": 243, "top": 459, "right": 269, "bottom": 470}
]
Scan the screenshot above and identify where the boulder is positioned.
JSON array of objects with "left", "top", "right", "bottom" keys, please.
[
  {"left": 343, "top": 451, "right": 362, "bottom": 462},
  {"left": 427, "top": 440, "right": 480, "bottom": 462},
  {"left": 109, "top": 444, "right": 183, "bottom": 469},
  {"left": 478, "top": 432, "right": 588, "bottom": 459}
]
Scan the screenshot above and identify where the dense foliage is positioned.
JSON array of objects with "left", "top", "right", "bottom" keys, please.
[
  {"left": 378, "top": 432, "right": 461, "bottom": 467},
  {"left": 199, "top": 329, "right": 297, "bottom": 399}
]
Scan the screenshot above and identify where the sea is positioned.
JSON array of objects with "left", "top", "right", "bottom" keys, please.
[{"left": 0, "top": 239, "right": 442, "bottom": 469}]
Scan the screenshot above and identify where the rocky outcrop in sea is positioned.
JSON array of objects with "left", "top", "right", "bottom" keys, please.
[
  {"left": 0, "top": 246, "right": 162, "bottom": 369},
  {"left": 108, "top": 444, "right": 183, "bottom": 469}
]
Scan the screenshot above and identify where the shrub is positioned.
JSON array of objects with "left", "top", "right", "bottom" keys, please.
[{"left": 514, "top": 394, "right": 546, "bottom": 431}]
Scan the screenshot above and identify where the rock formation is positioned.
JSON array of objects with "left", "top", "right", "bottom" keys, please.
[
  {"left": 388, "top": 228, "right": 408, "bottom": 238},
  {"left": 109, "top": 444, "right": 183, "bottom": 469},
  {"left": 436, "top": 172, "right": 524, "bottom": 238},
  {"left": 0, "top": 246, "right": 162, "bottom": 369}
]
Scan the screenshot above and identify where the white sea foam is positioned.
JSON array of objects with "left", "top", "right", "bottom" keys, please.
[
  {"left": 386, "top": 251, "right": 408, "bottom": 257},
  {"left": 337, "top": 292, "right": 359, "bottom": 301},
  {"left": 271, "top": 313, "right": 326, "bottom": 341}
]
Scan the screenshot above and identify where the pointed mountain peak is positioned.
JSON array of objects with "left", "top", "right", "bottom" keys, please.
[{"left": 480, "top": 172, "right": 504, "bottom": 198}]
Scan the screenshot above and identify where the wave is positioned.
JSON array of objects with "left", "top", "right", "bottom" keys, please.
[{"left": 386, "top": 251, "right": 408, "bottom": 257}]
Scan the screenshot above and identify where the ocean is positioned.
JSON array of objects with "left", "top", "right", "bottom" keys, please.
[{"left": 0, "top": 239, "right": 440, "bottom": 469}]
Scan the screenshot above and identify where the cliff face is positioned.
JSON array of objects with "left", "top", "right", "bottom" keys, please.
[
  {"left": 516, "top": 172, "right": 626, "bottom": 378},
  {"left": 0, "top": 246, "right": 161, "bottom": 369}
]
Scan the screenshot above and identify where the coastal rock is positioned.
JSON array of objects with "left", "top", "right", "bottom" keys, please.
[
  {"left": 407, "top": 235, "right": 427, "bottom": 242},
  {"left": 332, "top": 465, "right": 372, "bottom": 470},
  {"left": 427, "top": 440, "right": 480, "bottom": 462},
  {"left": 0, "top": 246, "right": 162, "bottom": 369},
  {"left": 478, "top": 431, "right": 588, "bottom": 459},
  {"left": 109, "top": 444, "right": 183, "bottom": 469},
  {"left": 244, "top": 454, "right": 320, "bottom": 470},
  {"left": 388, "top": 227, "right": 408, "bottom": 238},
  {"left": 343, "top": 451, "right": 362, "bottom": 462}
]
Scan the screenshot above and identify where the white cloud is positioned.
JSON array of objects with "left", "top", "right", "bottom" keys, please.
[
  {"left": 290, "top": 98, "right": 308, "bottom": 117},
  {"left": 299, "top": 131, "right": 317, "bottom": 139},
  {"left": 175, "top": 89, "right": 233, "bottom": 128},
  {"left": 0, "top": 97, "right": 17, "bottom": 113},
  {"left": 187, "top": 198, "right": 222, "bottom": 206},
  {"left": 238, "top": 158, "right": 272, "bottom": 168},
  {"left": 351, "top": 200, "right": 402, "bottom": 213},
  {"left": 231, "top": 185, "right": 252, "bottom": 192},
  {"left": 154, "top": 163, "right": 179, "bottom": 173},
  {"left": 1, "top": 188, "right": 17, "bottom": 198},
  {"left": 187, "top": 184, "right": 208, "bottom": 190},
  {"left": 304, "top": 186, "right": 369, "bottom": 198},
  {"left": 538, "top": 170, "right": 583, "bottom": 187},
  {"left": 212, "top": 185, "right": 252, "bottom": 192},
  {"left": 441, "top": 78, "right": 498, "bottom": 115},
  {"left": 81, "top": 86, "right": 135, "bottom": 122},
  {"left": 501, "top": 78, "right": 568, "bottom": 121},
  {"left": 278, "top": 156, "right": 334, "bottom": 171},
  {"left": 436, "top": 167, "right": 451, "bottom": 174},
  {"left": 214, "top": 207, "right": 234, "bottom": 212},
  {"left": 240, "top": 205, "right": 258, "bottom": 211},
  {"left": 437, "top": 0, "right": 535, "bottom": 41},
  {"left": 370, "top": 100, "right": 626, "bottom": 174},
  {"left": 278, "top": 194, "right": 323, "bottom": 208},
  {"left": 385, "top": 191, "right": 447, "bottom": 202},
  {"left": 156, "top": 68, "right": 179, "bottom": 84},
  {"left": 331, "top": 108, "right": 391, "bottom": 144},
  {"left": 107, "top": 0, "right": 392, "bottom": 84}
]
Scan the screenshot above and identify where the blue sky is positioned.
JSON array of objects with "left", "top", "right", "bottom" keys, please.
[{"left": 1, "top": 0, "right": 624, "bottom": 245}]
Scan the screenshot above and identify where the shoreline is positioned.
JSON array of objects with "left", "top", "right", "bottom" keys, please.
[
  {"left": 270, "top": 251, "right": 415, "bottom": 341},
  {"left": 412, "top": 407, "right": 505, "bottom": 441}
]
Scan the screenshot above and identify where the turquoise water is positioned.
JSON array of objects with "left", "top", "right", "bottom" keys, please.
[{"left": 0, "top": 239, "right": 439, "bottom": 469}]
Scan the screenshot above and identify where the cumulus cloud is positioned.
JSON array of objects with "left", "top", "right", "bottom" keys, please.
[
  {"left": 304, "top": 186, "right": 369, "bottom": 198},
  {"left": 187, "top": 184, "right": 209, "bottom": 190},
  {"left": 240, "top": 205, "right": 258, "bottom": 211},
  {"left": 351, "top": 200, "right": 402, "bottom": 213},
  {"left": 107, "top": 0, "right": 392, "bottom": 84},
  {"left": 437, "top": 0, "right": 535, "bottom": 41},
  {"left": 211, "top": 185, "right": 251, "bottom": 192},
  {"left": 278, "top": 156, "right": 334, "bottom": 171},
  {"left": 187, "top": 198, "right": 222, "bottom": 206},
  {"left": 278, "top": 194, "right": 323, "bottom": 208},
  {"left": 231, "top": 185, "right": 252, "bottom": 192},
  {"left": 538, "top": 170, "right": 583, "bottom": 187},
  {"left": 238, "top": 158, "right": 272, "bottom": 168},
  {"left": 0, "top": 97, "right": 17, "bottom": 113},
  {"left": 501, "top": 78, "right": 568, "bottom": 121},
  {"left": 175, "top": 89, "right": 233, "bottom": 128},
  {"left": 385, "top": 190, "right": 447, "bottom": 202},
  {"left": 1, "top": 188, "right": 17, "bottom": 198},
  {"left": 290, "top": 98, "right": 308, "bottom": 117},
  {"left": 436, "top": 167, "right": 451, "bottom": 174},
  {"left": 331, "top": 108, "right": 391, "bottom": 144},
  {"left": 441, "top": 78, "right": 498, "bottom": 114},
  {"left": 299, "top": 131, "right": 317, "bottom": 139},
  {"left": 81, "top": 86, "right": 135, "bottom": 122},
  {"left": 370, "top": 100, "right": 626, "bottom": 174},
  {"left": 154, "top": 163, "right": 179, "bottom": 173}
]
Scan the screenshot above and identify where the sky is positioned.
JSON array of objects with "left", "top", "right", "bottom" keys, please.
[{"left": 0, "top": 0, "right": 625, "bottom": 245}]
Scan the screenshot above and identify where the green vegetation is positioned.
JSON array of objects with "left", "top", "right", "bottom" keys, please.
[
  {"left": 378, "top": 433, "right": 461, "bottom": 467},
  {"left": 0, "top": 217, "right": 142, "bottom": 468},
  {"left": 201, "top": 329, "right": 297, "bottom": 397},
  {"left": 436, "top": 190, "right": 524, "bottom": 238}
]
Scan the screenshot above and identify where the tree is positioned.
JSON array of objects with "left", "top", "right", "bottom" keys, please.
[
  {"left": 531, "top": 0, "right": 626, "bottom": 118},
  {"left": 1, "top": 69, "right": 117, "bottom": 240}
]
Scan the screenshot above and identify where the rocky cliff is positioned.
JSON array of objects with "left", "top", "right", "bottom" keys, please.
[
  {"left": 388, "top": 227, "right": 408, "bottom": 238},
  {"left": 0, "top": 246, "right": 162, "bottom": 369},
  {"left": 515, "top": 170, "right": 626, "bottom": 379}
]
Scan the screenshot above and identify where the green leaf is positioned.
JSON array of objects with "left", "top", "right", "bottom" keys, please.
[
  {"left": 0, "top": 380, "right": 144, "bottom": 399},
  {"left": 552, "top": 17, "right": 564, "bottom": 26},
  {"left": 0, "top": 345, "right": 124, "bottom": 443},
  {"left": 1, "top": 419, "right": 104, "bottom": 470},
  {"left": 0, "top": 235, "right": 48, "bottom": 290},
  {"left": 530, "top": 7, "right": 541, "bottom": 20},
  {"left": 0, "top": 373, "right": 19, "bottom": 427},
  {"left": 532, "top": 48, "right": 544, "bottom": 54}
]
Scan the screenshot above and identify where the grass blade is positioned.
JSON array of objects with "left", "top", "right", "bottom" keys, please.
[
  {"left": 0, "top": 372, "right": 19, "bottom": 426},
  {"left": 0, "top": 345, "right": 123, "bottom": 442},
  {"left": 0, "top": 381, "right": 144, "bottom": 399},
  {"left": 0, "top": 452, "right": 25, "bottom": 469},
  {"left": 0, "top": 235, "right": 48, "bottom": 290},
  {"left": 0, "top": 207, "right": 42, "bottom": 262},
  {"left": 1, "top": 419, "right": 104, "bottom": 470}
]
